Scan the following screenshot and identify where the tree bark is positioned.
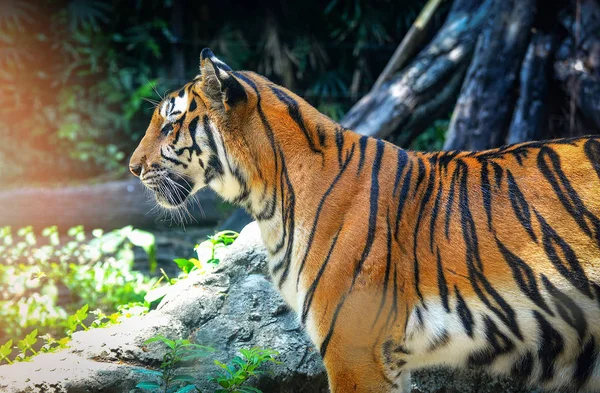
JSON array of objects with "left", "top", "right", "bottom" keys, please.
[
  {"left": 340, "top": 0, "right": 493, "bottom": 142},
  {"left": 443, "top": 0, "right": 537, "bottom": 151},
  {"left": 506, "top": 32, "right": 556, "bottom": 144},
  {"left": 554, "top": 0, "right": 600, "bottom": 132}
]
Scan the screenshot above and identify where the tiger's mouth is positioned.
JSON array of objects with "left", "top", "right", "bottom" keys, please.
[{"left": 149, "top": 172, "right": 195, "bottom": 208}]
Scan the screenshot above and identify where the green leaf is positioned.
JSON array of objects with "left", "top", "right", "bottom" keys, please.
[
  {"left": 173, "top": 258, "right": 195, "bottom": 274},
  {"left": 171, "top": 375, "right": 195, "bottom": 383},
  {"left": 25, "top": 329, "right": 38, "bottom": 346},
  {"left": 135, "top": 381, "right": 161, "bottom": 390},
  {"left": 143, "top": 285, "right": 169, "bottom": 304},
  {"left": 0, "top": 340, "right": 13, "bottom": 358},
  {"left": 144, "top": 335, "right": 176, "bottom": 349},
  {"left": 174, "top": 385, "right": 198, "bottom": 393},
  {"left": 133, "top": 368, "right": 163, "bottom": 377},
  {"left": 75, "top": 304, "right": 89, "bottom": 321}
]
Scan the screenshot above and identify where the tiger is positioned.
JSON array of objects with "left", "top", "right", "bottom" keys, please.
[{"left": 129, "top": 48, "right": 600, "bottom": 393}]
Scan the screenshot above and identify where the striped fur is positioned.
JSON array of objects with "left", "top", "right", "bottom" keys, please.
[{"left": 130, "top": 49, "right": 600, "bottom": 392}]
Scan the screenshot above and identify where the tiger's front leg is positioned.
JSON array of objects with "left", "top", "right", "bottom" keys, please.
[
  {"left": 322, "top": 343, "right": 412, "bottom": 393},
  {"left": 310, "top": 293, "right": 412, "bottom": 393}
]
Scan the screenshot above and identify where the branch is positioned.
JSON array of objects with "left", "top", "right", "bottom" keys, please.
[
  {"left": 371, "top": 0, "right": 445, "bottom": 91},
  {"left": 341, "top": 0, "right": 493, "bottom": 140}
]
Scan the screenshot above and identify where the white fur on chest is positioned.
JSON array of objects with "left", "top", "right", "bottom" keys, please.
[{"left": 257, "top": 219, "right": 306, "bottom": 314}]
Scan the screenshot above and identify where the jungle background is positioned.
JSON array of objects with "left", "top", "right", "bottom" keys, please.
[{"left": 0, "top": 0, "right": 599, "bottom": 392}]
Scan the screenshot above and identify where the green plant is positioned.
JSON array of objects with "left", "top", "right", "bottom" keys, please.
[
  {"left": 194, "top": 230, "right": 238, "bottom": 266},
  {"left": 135, "top": 335, "right": 279, "bottom": 393},
  {"left": 0, "top": 303, "right": 96, "bottom": 364},
  {"left": 211, "top": 348, "right": 280, "bottom": 393},
  {"left": 136, "top": 336, "right": 215, "bottom": 393},
  {"left": 143, "top": 230, "right": 239, "bottom": 312},
  {"left": 0, "top": 224, "right": 157, "bottom": 360},
  {"left": 409, "top": 117, "right": 449, "bottom": 152}
]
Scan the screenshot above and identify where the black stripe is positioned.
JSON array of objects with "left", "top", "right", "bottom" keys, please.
[
  {"left": 392, "top": 149, "right": 409, "bottom": 197},
  {"left": 429, "top": 179, "right": 443, "bottom": 252},
  {"left": 412, "top": 159, "right": 436, "bottom": 308},
  {"left": 444, "top": 162, "right": 460, "bottom": 239},
  {"left": 427, "top": 330, "right": 450, "bottom": 352},
  {"left": 301, "top": 226, "right": 342, "bottom": 324},
  {"left": 272, "top": 149, "right": 297, "bottom": 287},
  {"left": 574, "top": 336, "right": 597, "bottom": 390},
  {"left": 491, "top": 161, "right": 504, "bottom": 189},
  {"left": 394, "top": 162, "right": 413, "bottom": 238},
  {"left": 335, "top": 126, "right": 345, "bottom": 167},
  {"left": 458, "top": 161, "right": 522, "bottom": 340},
  {"left": 316, "top": 124, "right": 326, "bottom": 147},
  {"left": 322, "top": 140, "right": 385, "bottom": 359},
  {"left": 584, "top": 139, "right": 600, "bottom": 180},
  {"left": 437, "top": 249, "right": 450, "bottom": 312},
  {"left": 455, "top": 286, "right": 474, "bottom": 337},
  {"left": 175, "top": 116, "right": 202, "bottom": 159},
  {"left": 160, "top": 147, "right": 188, "bottom": 168},
  {"left": 481, "top": 162, "right": 493, "bottom": 231},
  {"left": 373, "top": 211, "right": 394, "bottom": 328},
  {"left": 269, "top": 85, "right": 323, "bottom": 155},
  {"left": 468, "top": 316, "right": 514, "bottom": 366},
  {"left": 535, "top": 210, "right": 592, "bottom": 298},
  {"left": 189, "top": 98, "right": 198, "bottom": 112},
  {"left": 542, "top": 275, "right": 588, "bottom": 340},
  {"left": 204, "top": 115, "right": 219, "bottom": 155},
  {"left": 352, "top": 140, "right": 385, "bottom": 283},
  {"left": 296, "top": 144, "right": 356, "bottom": 284},
  {"left": 511, "top": 351, "right": 534, "bottom": 382},
  {"left": 533, "top": 310, "right": 564, "bottom": 382},
  {"left": 538, "top": 146, "right": 600, "bottom": 248},
  {"left": 357, "top": 135, "right": 368, "bottom": 175},
  {"left": 495, "top": 237, "right": 553, "bottom": 315},
  {"left": 235, "top": 72, "right": 278, "bottom": 221},
  {"left": 413, "top": 157, "right": 425, "bottom": 197},
  {"left": 161, "top": 123, "right": 174, "bottom": 136},
  {"left": 507, "top": 169, "right": 537, "bottom": 242}
]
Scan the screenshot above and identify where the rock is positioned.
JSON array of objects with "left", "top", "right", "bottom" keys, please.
[
  {"left": 0, "top": 223, "right": 327, "bottom": 393},
  {"left": 0, "top": 222, "right": 537, "bottom": 393}
]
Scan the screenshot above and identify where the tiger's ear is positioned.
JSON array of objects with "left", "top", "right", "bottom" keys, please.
[{"left": 199, "top": 48, "right": 247, "bottom": 110}]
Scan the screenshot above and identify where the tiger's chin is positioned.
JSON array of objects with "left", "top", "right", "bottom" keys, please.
[{"left": 151, "top": 173, "right": 196, "bottom": 209}]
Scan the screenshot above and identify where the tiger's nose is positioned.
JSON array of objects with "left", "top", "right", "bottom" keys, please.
[{"left": 129, "top": 164, "right": 143, "bottom": 177}]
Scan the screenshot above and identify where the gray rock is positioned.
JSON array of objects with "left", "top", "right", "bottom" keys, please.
[{"left": 0, "top": 222, "right": 537, "bottom": 393}]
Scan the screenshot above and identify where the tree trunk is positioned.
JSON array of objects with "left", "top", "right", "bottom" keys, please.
[
  {"left": 0, "top": 180, "right": 222, "bottom": 231},
  {"left": 340, "top": 0, "right": 493, "bottom": 143},
  {"left": 554, "top": 0, "right": 600, "bottom": 132},
  {"left": 506, "top": 32, "right": 556, "bottom": 144},
  {"left": 443, "top": 0, "right": 537, "bottom": 151}
]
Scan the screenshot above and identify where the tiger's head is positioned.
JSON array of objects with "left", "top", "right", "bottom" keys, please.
[{"left": 129, "top": 48, "right": 261, "bottom": 210}]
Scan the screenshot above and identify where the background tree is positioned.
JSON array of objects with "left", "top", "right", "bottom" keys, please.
[{"left": 343, "top": 0, "right": 600, "bottom": 151}]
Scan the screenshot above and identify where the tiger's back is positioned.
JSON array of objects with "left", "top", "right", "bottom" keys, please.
[{"left": 130, "top": 49, "right": 600, "bottom": 392}]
